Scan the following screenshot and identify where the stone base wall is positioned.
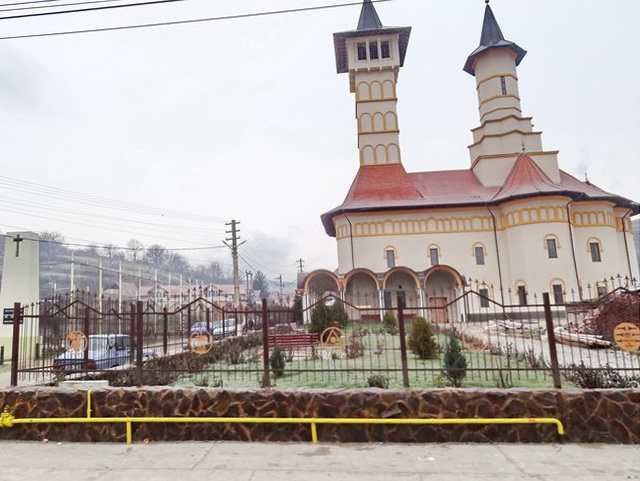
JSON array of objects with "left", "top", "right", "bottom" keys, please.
[{"left": 0, "top": 387, "right": 637, "bottom": 444}]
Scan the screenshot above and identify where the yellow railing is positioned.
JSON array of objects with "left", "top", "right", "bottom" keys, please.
[{"left": 0, "top": 390, "right": 565, "bottom": 444}]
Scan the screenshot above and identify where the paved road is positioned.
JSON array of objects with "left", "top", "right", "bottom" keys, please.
[{"left": 0, "top": 441, "right": 638, "bottom": 481}]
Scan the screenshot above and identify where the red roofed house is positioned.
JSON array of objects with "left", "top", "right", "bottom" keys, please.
[{"left": 301, "top": 1, "right": 639, "bottom": 321}]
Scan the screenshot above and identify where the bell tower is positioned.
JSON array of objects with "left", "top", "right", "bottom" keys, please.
[
  {"left": 465, "top": 1, "right": 560, "bottom": 186},
  {"left": 333, "top": 0, "right": 411, "bottom": 167}
]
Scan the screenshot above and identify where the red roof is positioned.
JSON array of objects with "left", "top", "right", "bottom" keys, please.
[{"left": 321, "top": 156, "right": 638, "bottom": 236}]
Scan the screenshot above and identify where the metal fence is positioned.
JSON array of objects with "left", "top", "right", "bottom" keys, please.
[{"left": 8, "top": 288, "right": 640, "bottom": 389}]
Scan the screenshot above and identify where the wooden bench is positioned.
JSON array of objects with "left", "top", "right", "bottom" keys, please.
[{"left": 268, "top": 333, "right": 319, "bottom": 349}]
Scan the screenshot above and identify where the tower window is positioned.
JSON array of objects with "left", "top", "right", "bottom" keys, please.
[
  {"left": 474, "top": 246, "right": 485, "bottom": 265},
  {"left": 357, "top": 43, "right": 367, "bottom": 61},
  {"left": 429, "top": 247, "right": 439, "bottom": 266},
  {"left": 517, "top": 285, "right": 527, "bottom": 306},
  {"left": 380, "top": 41, "right": 390, "bottom": 58},
  {"left": 369, "top": 42, "right": 379, "bottom": 60},
  {"left": 500, "top": 76, "right": 507, "bottom": 95},
  {"left": 552, "top": 284, "right": 564, "bottom": 304},
  {"left": 590, "top": 242, "right": 602, "bottom": 262},
  {"left": 386, "top": 249, "right": 395, "bottom": 268},
  {"left": 546, "top": 238, "right": 558, "bottom": 258}
]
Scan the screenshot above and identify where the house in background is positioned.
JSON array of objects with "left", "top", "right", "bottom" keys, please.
[{"left": 300, "top": 0, "right": 639, "bottom": 322}]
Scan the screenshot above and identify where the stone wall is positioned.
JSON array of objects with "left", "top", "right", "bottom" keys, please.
[{"left": 0, "top": 387, "right": 637, "bottom": 444}]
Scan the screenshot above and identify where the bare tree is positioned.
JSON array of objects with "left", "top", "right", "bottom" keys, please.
[
  {"left": 102, "top": 243, "right": 119, "bottom": 259},
  {"left": 166, "top": 252, "right": 190, "bottom": 273},
  {"left": 145, "top": 244, "right": 167, "bottom": 266},
  {"left": 40, "top": 231, "right": 68, "bottom": 261},
  {"left": 127, "top": 238, "right": 144, "bottom": 262}
]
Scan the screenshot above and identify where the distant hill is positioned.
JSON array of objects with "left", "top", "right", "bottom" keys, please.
[{"left": 0, "top": 233, "right": 232, "bottom": 299}]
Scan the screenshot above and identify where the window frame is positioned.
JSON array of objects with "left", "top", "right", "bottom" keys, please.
[
  {"left": 474, "top": 245, "right": 485, "bottom": 265},
  {"left": 590, "top": 242, "right": 602, "bottom": 262},
  {"left": 385, "top": 248, "right": 396, "bottom": 268},
  {"left": 517, "top": 285, "right": 527, "bottom": 306},
  {"left": 552, "top": 284, "right": 564, "bottom": 304},
  {"left": 429, "top": 247, "right": 439, "bottom": 266},
  {"left": 479, "top": 288, "right": 490, "bottom": 308},
  {"left": 546, "top": 238, "right": 558, "bottom": 259}
]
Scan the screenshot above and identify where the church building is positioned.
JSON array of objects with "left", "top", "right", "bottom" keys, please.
[{"left": 301, "top": 1, "right": 639, "bottom": 321}]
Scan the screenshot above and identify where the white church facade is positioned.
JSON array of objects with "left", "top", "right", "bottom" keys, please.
[{"left": 301, "top": 1, "right": 639, "bottom": 321}]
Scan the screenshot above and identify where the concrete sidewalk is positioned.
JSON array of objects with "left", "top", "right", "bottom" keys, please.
[{"left": 0, "top": 441, "right": 637, "bottom": 481}]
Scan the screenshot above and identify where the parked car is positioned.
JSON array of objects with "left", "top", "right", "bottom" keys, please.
[
  {"left": 189, "top": 321, "right": 213, "bottom": 335},
  {"left": 52, "top": 334, "right": 151, "bottom": 373},
  {"left": 212, "top": 318, "right": 237, "bottom": 339}
]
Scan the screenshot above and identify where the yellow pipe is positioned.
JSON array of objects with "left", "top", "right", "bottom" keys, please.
[
  {"left": 5, "top": 415, "right": 565, "bottom": 442},
  {"left": 86, "top": 391, "right": 92, "bottom": 419},
  {"left": 311, "top": 422, "right": 318, "bottom": 444}
]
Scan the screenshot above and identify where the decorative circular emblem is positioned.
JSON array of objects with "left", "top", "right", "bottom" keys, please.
[
  {"left": 190, "top": 330, "right": 213, "bottom": 355},
  {"left": 320, "top": 326, "right": 345, "bottom": 347},
  {"left": 613, "top": 322, "right": 640, "bottom": 351},
  {"left": 66, "top": 331, "right": 87, "bottom": 354}
]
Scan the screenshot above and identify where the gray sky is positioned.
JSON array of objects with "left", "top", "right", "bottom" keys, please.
[{"left": 1, "top": 0, "right": 639, "bottom": 283}]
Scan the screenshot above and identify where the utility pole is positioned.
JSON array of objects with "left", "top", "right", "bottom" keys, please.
[
  {"left": 245, "top": 270, "right": 253, "bottom": 305},
  {"left": 224, "top": 219, "right": 246, "bottom": 307},
  {"left": 277, "top": 274, "right": 284, "bottom": 305},
  {"left": 297, "top": 258, "right": 305, "bottom": 273}
]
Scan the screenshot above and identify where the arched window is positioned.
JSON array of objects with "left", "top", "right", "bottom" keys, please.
[{"left": 384, "top": 247, "right": 396, "bottom": 268}]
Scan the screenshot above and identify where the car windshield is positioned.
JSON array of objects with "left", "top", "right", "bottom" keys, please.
[{"left": 88, "top": 337, "right": 108, "bottom": 351}]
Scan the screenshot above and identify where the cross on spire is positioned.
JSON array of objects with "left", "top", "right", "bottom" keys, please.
[{"left": 13, "top": 234, "right": 24, "bottom": 257}]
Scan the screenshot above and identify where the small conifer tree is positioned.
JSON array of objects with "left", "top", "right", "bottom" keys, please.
[
  {"left": 407, "top": 317, "right": 439, "bottom": 359},
  {"left": 443, "top": 330, "right": 468, "bottom": 387},
  {"left": 269, "top": 345, "right": 286, "bottom": 378}
]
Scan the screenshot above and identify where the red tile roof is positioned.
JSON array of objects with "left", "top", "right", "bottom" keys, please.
[{"left": 321, "top": 156, "right": 638, "bottom": 236}]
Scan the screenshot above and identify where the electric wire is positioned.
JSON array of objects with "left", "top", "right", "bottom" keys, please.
[
  {"left": 0, "top": 0, "right": 185, "bottom": 20},
  {"left": 0, "top": 0, "right": 176, "bottom": 13},
  {"left": 0, "top": 0, "right": 392, "bottom": 40}
]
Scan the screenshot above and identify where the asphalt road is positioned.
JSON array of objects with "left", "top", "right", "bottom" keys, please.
[{"left": 0, "top": 441, "right": 638, "bottom": 481}]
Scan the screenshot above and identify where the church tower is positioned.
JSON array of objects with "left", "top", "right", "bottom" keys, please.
[
  {"left": 333, "top": 0, "right": 411, "bottom": 166},
  {"left": 465, "top": 1, "right": 560, "bottom": 187}
]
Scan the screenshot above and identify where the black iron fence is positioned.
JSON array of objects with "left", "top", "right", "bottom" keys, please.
[{"left": 8, "top": 288, "right": 640, "bottom": 389}]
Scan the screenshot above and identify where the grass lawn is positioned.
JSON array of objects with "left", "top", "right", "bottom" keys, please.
[{"left": 172, "top": 323, "right": 555, "bottom": 389}]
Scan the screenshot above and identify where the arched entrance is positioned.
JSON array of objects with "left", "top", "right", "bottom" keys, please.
[
  {"left": 423, "top": 266, "right": 464, "bottom": 323},
  {"left": 382, "top": 268, "right": 421, "bottom": 312},
  {"left": 302, "top": 270, "right": 341, "bottom": 323},
  {"left": 344, "top": 269, "right": 380, "bottom": 322}
]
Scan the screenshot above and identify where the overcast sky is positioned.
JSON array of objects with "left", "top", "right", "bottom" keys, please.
[{"left": 0, "top": 0, "right": 638, "bottom": 284}]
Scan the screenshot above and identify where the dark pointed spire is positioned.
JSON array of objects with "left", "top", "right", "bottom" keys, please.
[
  {"left": 464, "top": 4, "right": 526, "bottom": 76},
  {"left": 357, "top": 0, "right": 383, "bottom": 30}
]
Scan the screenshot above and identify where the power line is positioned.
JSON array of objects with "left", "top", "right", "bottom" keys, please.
[
  {"left": 0, "top": 0, "right": 184, "bottom": 20},
  {"left": 0, "top": 0, "right": 392, "bottom": 40},
  {"left": 0, "top": 0, "right": 158, "bottom": 14}
]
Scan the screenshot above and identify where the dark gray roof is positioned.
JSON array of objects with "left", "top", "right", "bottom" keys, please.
[
  {"left": 357, "top": 0, "right": 382, "bottom": 30},
  {"left": 464, "top": 4, "right": 526, "bottom": 76},
  {"left": 333, "top": 1, "right": 411, "bottom": 74}
]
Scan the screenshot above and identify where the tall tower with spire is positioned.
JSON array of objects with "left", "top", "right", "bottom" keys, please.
[
  {"left": 465, "top": 1, "right": 560, "bottom": 187},
  {"left": 333, "top": 0, "right": 411, "bottom": 166}
]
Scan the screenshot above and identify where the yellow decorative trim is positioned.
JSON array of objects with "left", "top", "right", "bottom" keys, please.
[
  {"left": 358, "top": 111, "right": 399, "bottom": 133},
  {"left": 359, "top": 143, "right": 401, "bottom": 166},
  {"left": 303, "top": 269, "right": 341, "bottom": 292},
  {"left": 472, "top": 242, "right": 488, "bottom": 257},
  {"left": 500, "top": 196, "right": 569, "bottom": 208},
  {"left": 480, "top": 106, "right": 523, "bottom": 122},
  {"left": 586, "top": 237, "right": 604, "bottom": 253},
  {"left": 343, "top": 268, "right": 380, "bottom": 290},
  {"left": 467, "top": 129, "right": 541, "bottom": 149},
  {"left": 382, "top": 267, "right": 421, "bottom": 290},
  {"left": 359, "top": 129, "right": 400, "bottom": 135},
  {"left": 470, "top": 150, "right": 559, "bottom": 170},
  {"left": 471, "top": 114, "right": 533, "bottom": 132},
  {"left": 543, "top": 233, "right": 561, "bottom": 249},
  {"left": 479, "top": 93, "right": 521, "bottom": 108},
  {"left": 572, "top": 210, "right": 616, "bottom": 228},
  {"left": 356, "top": 98, "right": 399, "bottom": 103},
  {"left": 476, "top": 73, "right": 518, "bottom": 89},
  {"left": 355, "top": 79, "right": 397, "bottom": 102},
  {"left": 549, "top": 278, "right": 566, "bottom": 293}
]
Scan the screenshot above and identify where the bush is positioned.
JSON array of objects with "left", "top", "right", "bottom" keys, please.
[
  {"left": 309, "top": 301, "right": 332, "bottom": 334},
  {"left": 330, "top": 300, "right": 349, "bottom": 328},
  {"left": 382, "top": 311, "right": 398, "bottom": 335},
  {"left": 367, "top": 374, "right": 389, "bottom": 389},
  {"left": 442, "top": 330, "right": 468, "bottom": 387},
  {"left": 564, "top": 362, "right": 640, "bottom": 388},
  {"left": 345, "top": 335, "right": 365, "bottom": 359},
  {"left": 407, "top": 317, "right": 439, "bottom": 359},
  {"left": 269, "top": 345, "right": 286, "bottom": 378}
]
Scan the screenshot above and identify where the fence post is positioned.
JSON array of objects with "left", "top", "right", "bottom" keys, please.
[
  {"left": 162, "top": 307, "right": 168, "bottom": 356},
  {"left": 396, "top": 295, "right": 410, "bottom": 388},
  {"left": 129, "top": 304, "right": 136, "bottom": 366},
  {"left": 543, "top": 293, "right": 562, "bottom": 388},
  {"left": 261, "top": 298, "right": 271, "bottom": 388},
  {"left": 10, "top": 302, "right": 22, "bottom": 386},
  {"left": 136, "top": 300, "right": 144, "bottom": 387},
  {"left": 0, "top": 345, "right": 4, "bottom": 365},
  {"left": 83, "top": 306, "right": 90, "bottom": 370}
]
